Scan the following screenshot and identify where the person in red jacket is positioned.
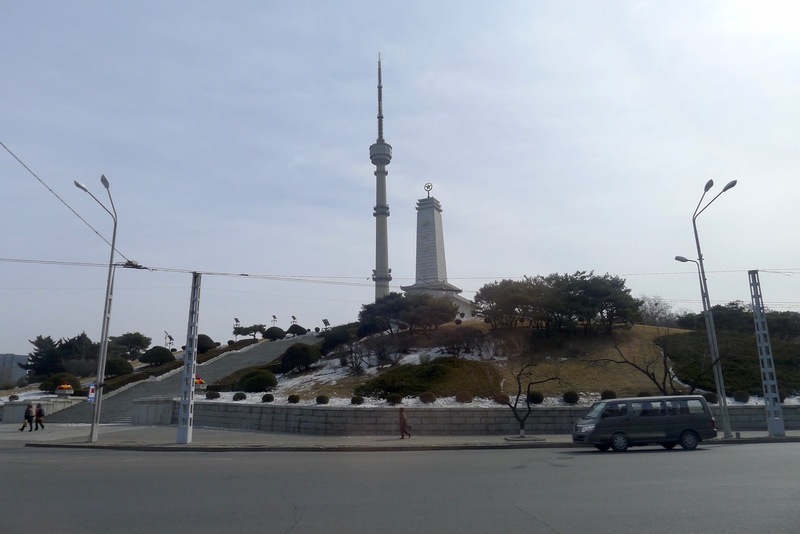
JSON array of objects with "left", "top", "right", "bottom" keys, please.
[
  {"left": 34, "top": 403, "right": 45, "bottom": 430},
  {"left": 399, "top": 407, "right": 412, "bottom": 439}
]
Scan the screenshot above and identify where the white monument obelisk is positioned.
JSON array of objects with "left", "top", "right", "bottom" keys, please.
[
  {"left": 401, "top": 183, "right": 473, "bottom": 316},
  {"left": 370, "top": 56, "right": 392, "bottom": 300}
]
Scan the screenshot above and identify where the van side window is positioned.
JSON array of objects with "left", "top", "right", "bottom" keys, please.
[
  {"left": 601, "top": 402, "right": 627, "bottom": 418},
  {"left": 687, "top": 399, "right": 705, "bottom": 414},
  {"left": 633, "top": 401, "right": 666, "bottom": 416}
]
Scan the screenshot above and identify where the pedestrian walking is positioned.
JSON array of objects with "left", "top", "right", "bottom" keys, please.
[
  {"left": 34, "top": 403, "right": 45, "bottom": 430},
  {"left": 399, "top": 407, "right": 412, "bottom": 439},
  {"left": 19, "top": 403, "right": 34, "bottom": 432}
]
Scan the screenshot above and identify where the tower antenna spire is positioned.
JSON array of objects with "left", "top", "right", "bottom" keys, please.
[{"left": 377, "top": 54, "right": 384, "bottom": 142}]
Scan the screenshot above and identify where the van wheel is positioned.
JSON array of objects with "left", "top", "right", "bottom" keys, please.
[
  {"left": 679, "top": 431, "right": 699, "bottom": 450},
  {"left": 595, "top": 444, "right": 610, "bottom": 452},
  {"left": 661, "top": 442, "right": 677, "bottom": 450},
  {"left": 610, "top": 433, "right": 629, "bottom": 452}
]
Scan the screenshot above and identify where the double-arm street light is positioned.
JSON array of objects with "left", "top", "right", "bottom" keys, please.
[
  {"left": 675, "top": 178, "right": 737, "bottom": 438},
  {"left": 74, "top": 175, "right": 117, "bottom": 443}
]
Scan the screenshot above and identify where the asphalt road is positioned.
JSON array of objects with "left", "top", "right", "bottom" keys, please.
[{"left": 3, "top": 443, "right": 799, "bottom": 533}]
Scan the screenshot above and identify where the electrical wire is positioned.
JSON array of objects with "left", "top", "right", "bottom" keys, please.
[
  {"left": 3, "top": 256, "right": 800, "bottom": 309},
  {"left": 4, "top": 140, "right": 799, "bottom": 308},
  {"left": 1, "top": 140, "right": 131, "bottom": 262}
]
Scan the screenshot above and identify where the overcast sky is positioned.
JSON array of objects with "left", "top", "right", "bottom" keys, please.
[{"left": 2, "top": 1, "right": 799, "bottom": 355}]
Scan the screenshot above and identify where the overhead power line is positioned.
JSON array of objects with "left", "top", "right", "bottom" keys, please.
[
  {"left": 3, "top": 256, "right": 800, "bottom": 310},
  {"left": 1, "top": 140, "right": 131, "bottom": 262}
]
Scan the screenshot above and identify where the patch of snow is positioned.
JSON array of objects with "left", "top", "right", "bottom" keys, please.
[
  {"left": 198, "top": 391, "right": 603, "bottom": 408},
  {"left": 4, "top": 349, "right": 799, "bottom": 409}
]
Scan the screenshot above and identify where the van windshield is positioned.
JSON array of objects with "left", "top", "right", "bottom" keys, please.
[{"left": 583, "top": 402, "right": 607, "bottom": 420}]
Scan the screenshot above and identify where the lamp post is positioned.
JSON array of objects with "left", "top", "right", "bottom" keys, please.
[
  {"left": 675, "top": 178, "right": 737, "bottom": 438},
  {"left": 75, "top": 175, "right": 117, "bottom": 443}
]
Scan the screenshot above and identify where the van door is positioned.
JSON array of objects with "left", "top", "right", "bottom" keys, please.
[
  {"left": 595, "top": 401, "right": 629, "bottom": 442},
  {"left": 630, "top": 400, "right": 668, "bottom": 443}
]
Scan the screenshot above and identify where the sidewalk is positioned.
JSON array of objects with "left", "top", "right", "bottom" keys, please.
[{"left": 3, "top": 424, "right": 800, "bottom": 452}]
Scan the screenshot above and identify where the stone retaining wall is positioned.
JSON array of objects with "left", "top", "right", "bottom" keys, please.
[{"left": 131, "top": 398, "right": 800, "bottom": 435}]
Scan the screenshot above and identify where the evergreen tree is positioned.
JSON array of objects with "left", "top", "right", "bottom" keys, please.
[
  {"left": 20, "top": 336, "right": 63, "bottom": 378},
  {"left": 109, "top": 332, "right": 152, "bottom": 360}
]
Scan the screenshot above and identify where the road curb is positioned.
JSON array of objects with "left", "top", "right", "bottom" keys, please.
[
  {"left": 23, "top": 435, "right": 800, "bottom": 453},
  {"left": 25, "top": 441, "right": 570, "bottom": 453}
]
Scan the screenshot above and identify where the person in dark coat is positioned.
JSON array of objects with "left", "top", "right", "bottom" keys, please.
[
  {"left": 20, "top": 404, "right": 34, "bottom": 432},
  {"left": 34, "top": 403, "right": 45, "bottom": 430}
]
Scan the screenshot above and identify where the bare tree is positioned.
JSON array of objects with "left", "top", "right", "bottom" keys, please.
[
  {"left": 365, "top": 336, "right": 403, "bottom": 366},
  {"left": 499, "top": 355, "right": 561, "bottom": 437},
  {"left": 592, "top": 321, "right": 718, "bottom": 396},
  {"left": 469, "top": 329, "right": 495, "bottom": 360},
  {"left": 336, "top": 343, "right": 368, "bottom": 375},
  {"left": 638, "top": 296, "right": 676, "bottom": 327},
  {"left": 491, "top": 336, "right": 562, "bottom": 437},
  {"left": 592, "top": 341, "right": 680, "bottom": 395}
]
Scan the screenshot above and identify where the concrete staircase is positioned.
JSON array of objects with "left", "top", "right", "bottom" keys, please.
[{"left": 46, "top": 336, "right": 313, "bottom": 424}]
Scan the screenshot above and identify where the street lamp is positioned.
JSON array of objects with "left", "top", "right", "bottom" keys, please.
[
  {"left": 675, "top": 178, "right": 737, "bottom": 438},
  {"left": 75, "top": 175, "right": 117, "bottom": 443}
]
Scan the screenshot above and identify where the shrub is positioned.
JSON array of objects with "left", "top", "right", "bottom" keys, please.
[
  {"left": 39, "top": 373, "right": 80, "bottom": 392},
  {"left": 733, "top": 390, "right": 750, "bottom": 403},
  {"left": 562, "top": 390, "right": 580, "bottom": 405},
  {"left": 9, "top": 394, "right": 19, "bottom": 401},
  {"left": 316, "top": 395, "right": 329, "bottom": 405},
  {"left": 702, "top": 392, "right": 718, "bottom": 404},
  {"left": 351, "top": 395, "right": 364, "bottom": 405},
  {"left": 140, "top": 346, "right": 175, "bottom": 367},
  {"left": 205, "top": 391, "right": 220, "bottom": 400},
  {"left": 287, "top": 324, "right": 308, "bottom": 336},
  {"left": 454, "top": 318, "right": 462, "bottom": 325},
  {"left": 287, "top": 394, "right": 300, "bottom": 404},
  {"left": 353, "top": 357, "right": 501, "bottom": 399},
  {"left": 636, "top": 391, "right": 651, "bottom": 397},
  {"left": 601, "top": 390, "right": 617, "bottom": 400},
  {"left": 385, "top": 393, "right": 403, "bottom": 405},
  {"left": 105, "top": 357, "right": 134, "bottom": 377},
  {"left": 262, "top": 393, "right": 274, "bottom": 403},
  {"left": 197, "top": 334, "right": 216, "bottom": 354},
  {"left": 527, "top": 391, "right": 544, "bottom": 405},
  {"left": 320, "top": 326, "right": 351, "bottom": 354},
  {"left": 227, "top": 340, "right": 235, "bottom": 346},
  {"left": 232, "top": 392, "right": 246, "bottom": 401},
  {"left": 236, "top": 370, "right": 277, "bottom": 392},
  {"left": 419, "top": 391, "right": 437, "bottom": 404},
  {"left": 280, "top": 343, "right": 322, "bottom": 373},
  {"left": 493, "top": 394, "right": 510, "bottom": 405},
  {"left": 455, "top": 390, "right": 473, "bottom": 403},
  {"left": 263, "top": 327, "right": 286, "bottom": 341}
]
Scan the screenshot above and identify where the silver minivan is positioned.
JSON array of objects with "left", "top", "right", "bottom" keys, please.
[{"left": 572, "top": 395, "right": 717, "bottom": 452}]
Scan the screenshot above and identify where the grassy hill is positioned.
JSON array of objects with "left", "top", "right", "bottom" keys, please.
[
  {"left": 211, "top": 323, "right": 800, "bottom": 400},
  {"left": 278, "top": 324, "right": 684, "bottom": 399},
  {"left": 660, "top": 329, "right": 800, "bottom": 395}
]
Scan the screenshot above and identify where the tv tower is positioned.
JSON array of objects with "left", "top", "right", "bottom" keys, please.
[{"left": 370, "top": 56, "right": 392, "bottom": 300}]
